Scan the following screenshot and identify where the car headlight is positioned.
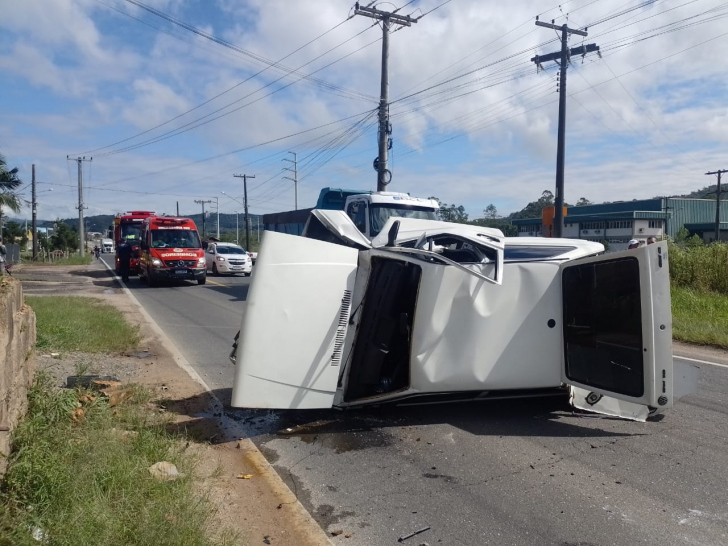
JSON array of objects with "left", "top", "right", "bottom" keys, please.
[
  {"left": 152, "top": 258, "right": 163, "bottom": 267},
  {"left": 216, "top": 256, "right": 226, "bottom": 262},
  {"left": 197, "top": 258, "right": 206, "bottom": 266}
]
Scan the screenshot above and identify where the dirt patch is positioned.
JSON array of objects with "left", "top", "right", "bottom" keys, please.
[{"left": 27, "top": 262, "right": 330, "bottom": 546}]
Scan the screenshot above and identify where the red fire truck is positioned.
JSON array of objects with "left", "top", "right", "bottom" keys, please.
[
  {"left": 138, "top": 216, "right": 206, "bottom": 286},
  {"left": 114, "top": 211, "right": 155, "bottom": 274}
]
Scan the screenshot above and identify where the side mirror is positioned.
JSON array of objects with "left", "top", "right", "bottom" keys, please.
[{"left": 386, "top": 220, "right": 400, "bottom": 247}]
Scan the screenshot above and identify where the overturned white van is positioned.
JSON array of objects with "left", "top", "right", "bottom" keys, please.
[{"left": 230, "top": 211, "right": 674, "bottom": 421}]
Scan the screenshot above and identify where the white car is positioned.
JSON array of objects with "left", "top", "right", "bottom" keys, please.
[
  {"left": 205, "top": 243, "right": 252, "bottom": 276},
  {"left": 230, "top": 210, "right": 678, "bottom": 422}
]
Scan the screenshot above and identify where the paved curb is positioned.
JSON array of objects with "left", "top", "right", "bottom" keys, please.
[{"left": 100, "top": 260, "right": 334, "bottom": 546}]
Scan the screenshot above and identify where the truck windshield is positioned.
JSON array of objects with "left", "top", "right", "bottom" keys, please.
[
  {"left": 369, "top": 204, "right": 438, "bottom": 237},
  {"left": 150, "top": 229, "right": 201, "bottom": 249},
  {"left": 120, "top": 224, "right": 142, "bottom": 242}
]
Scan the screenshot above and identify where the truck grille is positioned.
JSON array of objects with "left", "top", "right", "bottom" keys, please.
[{"left": 164, "top": 259, "right": 197, "bottom": 268}]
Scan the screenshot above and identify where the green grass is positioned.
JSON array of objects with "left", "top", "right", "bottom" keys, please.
[
  {"left": 25, "top": 296, "right": 141, "bottom": 353},
  {"left": 22, "top": 254, "right": 93, "bottom": 266},
  {"left": 0, "top": 374, "right": 236, "bottom": 546},
  {"left": 671, "top": 285, "right": 728, "bottom": 348}
]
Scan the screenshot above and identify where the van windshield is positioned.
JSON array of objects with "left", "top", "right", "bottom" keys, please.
[
  {"left": 369, "top": 204, "right": 438, "bottom": 237},
  {"left": 216, "top": 246, "right": 246, "bottom": 255},
  {"left": 151, "top": 229, "right": 201, "bottom": 249}
]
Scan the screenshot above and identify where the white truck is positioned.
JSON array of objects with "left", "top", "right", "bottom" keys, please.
[
  {"left": 101, "top": 239, "right": 114, "bottom": 253},
  {"left": 261, "top": 187, "right": 440, "bottom": 240}
]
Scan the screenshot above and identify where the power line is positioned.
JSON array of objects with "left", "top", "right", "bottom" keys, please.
[
  {"left": 78, "top": 5, "right": 374, "bottom": 156},
  {"left": 94, "top": 30, "right": 381, "bottom": 157}
]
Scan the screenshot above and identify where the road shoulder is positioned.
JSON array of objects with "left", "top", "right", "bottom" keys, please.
[{"left": 20, "top": 259, "right": 333, "bottom": 546}]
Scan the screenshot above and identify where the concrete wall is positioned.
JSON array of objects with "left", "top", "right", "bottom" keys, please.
[{"left": 0, "top": 278, "right": 36, "bottom": 475}]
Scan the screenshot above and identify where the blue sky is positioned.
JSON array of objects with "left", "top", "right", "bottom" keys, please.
[{"left": 1, "top": 0, "right": 727, "bottom": 222}]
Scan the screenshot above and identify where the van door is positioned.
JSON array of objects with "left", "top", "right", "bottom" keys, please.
[
  {"left": 560, "top": 242, "right": 673, "bottom": 415},
  {"left": 230, "top": 231, "right": 359, "bottom": 409}
]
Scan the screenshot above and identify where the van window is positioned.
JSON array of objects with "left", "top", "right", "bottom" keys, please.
[{"left": 150, "top": 229, "right": 201, "bottom": 249}]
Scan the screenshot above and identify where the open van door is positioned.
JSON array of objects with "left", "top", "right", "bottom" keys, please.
[
  {"left": 560, "top": 242, "right": 673, "bottom": 420},
  {"left": 231, "top": 231, "right": 358, "bottom": 409}
]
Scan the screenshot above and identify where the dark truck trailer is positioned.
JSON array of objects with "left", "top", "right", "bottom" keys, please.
[
  {"left": 262, "top": 188, "right": 374, "bottom": 235},
  {"left": 262, "top": 208, "right": 313, "bottom": 236}
]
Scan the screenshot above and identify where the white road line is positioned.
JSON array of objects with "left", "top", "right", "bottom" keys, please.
[{"left": 674, "top": 355, "right": 728, "bottom": 369}]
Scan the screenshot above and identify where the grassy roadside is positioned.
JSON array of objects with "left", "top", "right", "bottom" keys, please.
[
  {"left": 671, "top": 285, "right": 728, "bottom": 349},
  {"left": 1, "top": 296, "right": 236, "bottom": 545},
  {"left": 26, "top": 296, "right": 140, "bottom": 354},
  {"left": 21, "top": 255, "right": 93, "bottom": 266},
  {"left": 0, "top": 375, "right": 234, "bottom": 546}
]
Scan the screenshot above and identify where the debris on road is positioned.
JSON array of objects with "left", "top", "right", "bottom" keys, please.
[
  {"left": 398, "top": 526, "right": 431, "bottom": 542},
  {"left": 237, "top": 473, "right": 253, "bottom": 479}
]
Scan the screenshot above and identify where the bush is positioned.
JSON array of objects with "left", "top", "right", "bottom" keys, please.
[{"left": 669, "top": 241, "right": 728, "bottom": 294}]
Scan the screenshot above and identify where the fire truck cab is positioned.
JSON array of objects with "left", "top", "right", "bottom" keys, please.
[
  {"left": 114, "top": 210, "right": 155, "bottom": 274},
  {"left": 138, "top": 216, "right": 207, "bottom": 286}
]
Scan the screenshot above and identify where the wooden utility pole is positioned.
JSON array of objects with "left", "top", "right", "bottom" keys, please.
[
  {"left": 194, "top": 199, "right": 212, "bottom": 237},
  {"left": 32, "top": 164, "right": 38, "bottom": 260},
  {"left": 706, "top": 169, "right": 727, "bottom": 242},
  {"left": 355, "top": 2, "right": 418, "bottom": 191},
  {"left": 531, "top": 17, "right": 598, "bottom": 238},
  {"left": 233, "top": 174, "right": 255, "bottom": 250}
]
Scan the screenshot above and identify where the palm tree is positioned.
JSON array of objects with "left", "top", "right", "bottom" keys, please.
[
  {"left": 0, "top": 154, "right": 22, "bottom": 213},
  {"left": 0, "top": 154, "right": 22, "bottom": 241}
]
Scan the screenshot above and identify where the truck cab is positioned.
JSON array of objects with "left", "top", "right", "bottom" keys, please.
[{"left": 343, "top": 192, "right": 439, "bottom": 239}]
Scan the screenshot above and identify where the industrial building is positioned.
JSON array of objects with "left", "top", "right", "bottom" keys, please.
[{"left": 512, "top": 198, "right": 728, "bottom": 251}]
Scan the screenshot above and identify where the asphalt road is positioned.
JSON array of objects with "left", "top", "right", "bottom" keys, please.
[{"left": 102, "top": 255, "right": 728, "bottom": 546}]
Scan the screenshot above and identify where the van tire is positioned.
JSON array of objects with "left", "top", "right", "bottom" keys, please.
[{"left": 198, "top": 277, "right": 206, "bottom": 285}]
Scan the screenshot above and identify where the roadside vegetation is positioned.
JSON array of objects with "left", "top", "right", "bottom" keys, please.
[
  {"left": 669, "top": 237, "right": 728, "bottom": 348},
  {"left": 21, "top": 253, "right": 93, "bottom": 266},
  {"left": 0, "top": 374, "right": 235, "bottom": 546},
  {"left": 26, "top": 296, "right": 140, "bottom": 353},
  {"left": 1, "top": 295, "right": 235, "bottom": 545}
]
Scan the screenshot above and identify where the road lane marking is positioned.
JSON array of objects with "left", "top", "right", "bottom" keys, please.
[
  {"left": 674, "top": 355, "right": 728, "bottom": 369},
  {"left": 204, "top": 279, "right": 229, "bottom": 288}
]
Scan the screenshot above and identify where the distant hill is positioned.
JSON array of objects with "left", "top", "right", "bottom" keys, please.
[{"left": 56, "top": 212, "right": 263, "bottom": 237}]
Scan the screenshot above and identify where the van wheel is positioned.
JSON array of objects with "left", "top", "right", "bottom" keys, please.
[{"left": 198, "top": 277, "right": 207, "bottom": 285}]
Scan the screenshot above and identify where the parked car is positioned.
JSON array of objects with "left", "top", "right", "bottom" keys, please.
[{"left": 205, "top": 243, "right": 252, "bottom": 276}]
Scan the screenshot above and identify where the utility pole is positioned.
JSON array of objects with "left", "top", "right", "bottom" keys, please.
[
  {"left": 282, "top": 151, "right": 298, "bottom": 210},
  {"left": 214, "top": 196, "right": 220, "bottom": 238},
  {"left": 706, "top": 169, "right": 727, "bottom": 242},
  {"left": 531, "top": 17, "right": 598, "bottom": 238},
  {"left": 194, "top": 199, "right": 212, "bottom": 237},
  {"left": 32, "top": 164, "right": 38, "bottom": 260},
  {"left": 233, "top": 174, "right": 255, "bottom": 250},
  {"left": 234, "top": 211, "right": 239, "bottom": 244},
  {"left": 67, "top": 156, "right": 92, "bottom": 255},
  {"left": 176, "top": 201, "right": 179, "bottom": 216},
  {"left": 355, "top": 2, "right": 417, "bottom": 191}
]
